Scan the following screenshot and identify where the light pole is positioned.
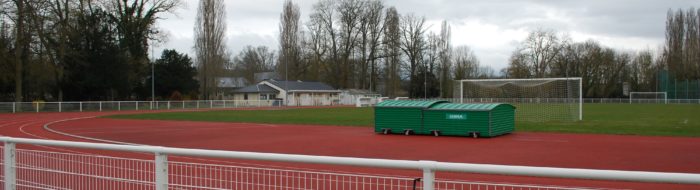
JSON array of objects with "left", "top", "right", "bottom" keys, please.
[{"left": 151, "top": 41, "right": 155, "bottom": 103}]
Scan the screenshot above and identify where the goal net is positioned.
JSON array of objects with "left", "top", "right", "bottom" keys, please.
[
  {"left": 456, "top": 78, "right": 582, "bottom": 122},
  {"left": 629, "top": 92, "right": 667, "bottom": 104}
]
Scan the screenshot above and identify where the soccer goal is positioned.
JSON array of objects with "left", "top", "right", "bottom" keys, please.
[
  {"left": 629, "top": 92, "right": 667, "bottom": 104},
  {"left": 456, "top": 78, "right": 582, "bottom": 122},
  {"left": 356, "top": 97, "right": 375, "bottom": 107}
]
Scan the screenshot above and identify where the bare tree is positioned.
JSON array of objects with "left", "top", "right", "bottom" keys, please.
[
  {"left": 437, "top": 20, "right": 452, "bottom": 97},
  {"left": 234, "top": 46, "right": 276, "bottom": 83},
  {"left": 356, "top": 0, "right": 384, "bottom": 91},
  {"left": 399, "top": 13, "right": 427, "bottom": 97},
  {"left": 194, "top": 0, "right": 227, "bottom": 99},
  {"left": 453, "top": 45, "right": 479, "bottom": 80},
  {"left": 628, "top": 49, "right": 657, "bottom": 91},
  {"left": 684, "top": 8, "right": 699, "bottom": 79},
  {"left": 664, "top": 9, "right": 686, "bottom": 79},
  {"left": 278, "top": 0, "right": 302, "bottom": 80},
  {"left": 382, "top": 6, "right": 400, "bottom": 97},
  {"left": 511, "top": 29, "right": 564, "bottom": 78},
  {"left": 11, "top": 0, "right": 29, "bottom": 102},
  {"left": 336, "top": 0, "right": 364, "bottom": 88},
  {"left": 304, "top": 11, "right": 329, "bottom": 81}
]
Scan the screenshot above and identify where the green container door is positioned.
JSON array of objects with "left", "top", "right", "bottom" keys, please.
[
  {"left": 424, "top": 103, "right": 515, "bottom": 137},
  {"left": 374, "top": 100, "right": 446, "bottom": 134},
  {"left": 423, "top": 110, "right": 490, "bottom": 136},
  {"left": 489, "top": 105, "right": 516, "bottom": 136}
]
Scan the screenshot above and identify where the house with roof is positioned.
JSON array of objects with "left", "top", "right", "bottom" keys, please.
[
  {"left": 232, "top": 79, "right": 340, "bottom": 106},
  {"left": 216, "top": 77, "right": 249, "bottom": 99}
]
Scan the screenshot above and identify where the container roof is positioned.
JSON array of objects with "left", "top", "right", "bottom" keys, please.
[
  {"left": 375, "top": 100, "right": 447, "bottom": 108},
  {"left": 430, "top": 103, "right": 515, "bottom": 111}
]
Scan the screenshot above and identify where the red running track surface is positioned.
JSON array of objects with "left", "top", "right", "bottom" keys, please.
[{"left": 1, "top": 107, "right": 700, "bottom": 189}]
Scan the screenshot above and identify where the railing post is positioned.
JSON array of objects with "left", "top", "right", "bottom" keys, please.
[
  {"left": 4, "top": 141, "right": 16, "bottom": 190},
  {"left": 196, "top": 101, "right": 200, "bottom": 109},
  {"left": 36, "top": 102, "right": 39, "bottom": 113},
  {"left": 99, "top": 101, "right": 103, "bottom": 112},
  {"left": 79, "top": 102, "right": 83, "bottom": 112},
  {"left": 223, "top": 100, "right": 226, "bottom": 108},
  {"left": 420, "top": 160, "right": 436, "bottom": 190},
  {"left": 58, "top": 102, "right": 62, "bottom": 112},
  {"left": 182, "top": 101, "right": 185, "bottom": 109},
  {"left": 12, "top": 102, "right": 16, "bottom": 113},
  {"left": 155, "top": 152, "right": 168, "bottom": 190},
  {"left": 150, "top": 101, "right": 153, "bottom": 110},
  {"left": 210, "top": 100, "right": 213, "bottom": 108},
  {"left": 118, "top": 102, "right": 121, "bottom": 111},
  {"left": 136, "top": 101, "right": 139, "bottom": 110}
]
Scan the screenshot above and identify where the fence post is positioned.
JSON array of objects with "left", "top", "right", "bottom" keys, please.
[
  {"left": 80, "top": 102, "right": 83, "bottom": 112},
  {"left": 420, "top": 160, "right": 436, "bottom": 190},
  {"left": 4, "top": 141, "right": 16, "bottom": 190},
  {"left": 136, "top": 102, "right": 139, "bottom": 110},
  {"left": 12, "top": 102, "right": 16, "bottom": 113},
  {"left": 210, "top": 100, "right": 213, "bottom": 108},
  {"left": 223, "top": 100, "right": 226, "bottom": 108},
  {"left": 182, "top": 101, "right": 185, "bottom": 109},
  {"left": 167, "top": 101, "right": 170, "bottom": 110},
  {"left": 58, "top": 102, "right": 62, "bottom": 112},
  {"left": 196, "top": 101, "right": 200, "bottom": 109},
  {"left": 155, "top": 152, "right": 168, "bottom": 190},
  {"left": 118, "top": 102, "right": 121, "bottom": 111},
  {"left": 36, "top": 102, "right": 39, "bottom": 113},
  {"left": 99, "top": 102, "right": 103, "bottom": 112}
]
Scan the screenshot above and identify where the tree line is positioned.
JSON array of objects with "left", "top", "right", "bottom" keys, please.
[
  {"left": 262, "top": 0, "right": 491, "bottom": 98},
  {"left": 0, "top": 0, "right": 202, "bottom": 102},
  {"left": 1, "top": 0, "right": 697, "bottom": 101},
  {"left": 504, "top": 8, "right": 700, "bottom": 98}
]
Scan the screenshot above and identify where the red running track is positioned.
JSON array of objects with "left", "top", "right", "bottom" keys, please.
[{"left": 1, "top": 107, "right": 700, "bottom": 189}]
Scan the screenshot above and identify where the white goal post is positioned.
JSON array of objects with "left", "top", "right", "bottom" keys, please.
[
  {"left": 629, "top": 92, "right": 668, "bottom": 104},
  {"left": 356, "top": 97, "right": 374, "bottom": 107},
  {"left": 457, "top": 78, "right": 583, "bottom": 121}
]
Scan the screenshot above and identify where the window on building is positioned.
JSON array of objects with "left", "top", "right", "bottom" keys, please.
[{"left": 244, "top": 93, "right": 248, "bottom": 100}]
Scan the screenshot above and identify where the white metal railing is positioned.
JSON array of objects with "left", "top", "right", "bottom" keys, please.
[
  {"left": 1, "top": 137, "right": 699, "bottom": 190},
  {"left": 0, "top": 100, "right": 285, "bottom": 113}
]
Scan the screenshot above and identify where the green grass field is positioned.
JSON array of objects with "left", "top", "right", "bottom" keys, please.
[{"left": 107, "top": 104, "right": 700, "bottom": 137}]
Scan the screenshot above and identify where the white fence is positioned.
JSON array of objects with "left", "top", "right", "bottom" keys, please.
[
  {"left": 1, "top": 137, "right": 699, "bottom": 190},
  {"left": 0, "top": 100, "right": 284, "bottom": 113}
]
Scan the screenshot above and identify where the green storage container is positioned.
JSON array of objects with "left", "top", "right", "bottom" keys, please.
[
  {"left": 424, "top": 103, "right": 515, "bottom": 137},
  {"left": 374, "top": 100, "right": 447, "bottom": 135}
]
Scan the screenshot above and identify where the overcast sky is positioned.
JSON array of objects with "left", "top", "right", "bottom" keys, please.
[{"left": 153, "top": 0, "right": 700, "bottom": 71}]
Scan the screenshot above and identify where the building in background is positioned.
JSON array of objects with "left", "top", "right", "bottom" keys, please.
[
  {"left": 231, "top": 79, "right": 340, "bottom": 106},
  {"left": 216, "top": 77, "right": 249, "bottom": 100}
]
